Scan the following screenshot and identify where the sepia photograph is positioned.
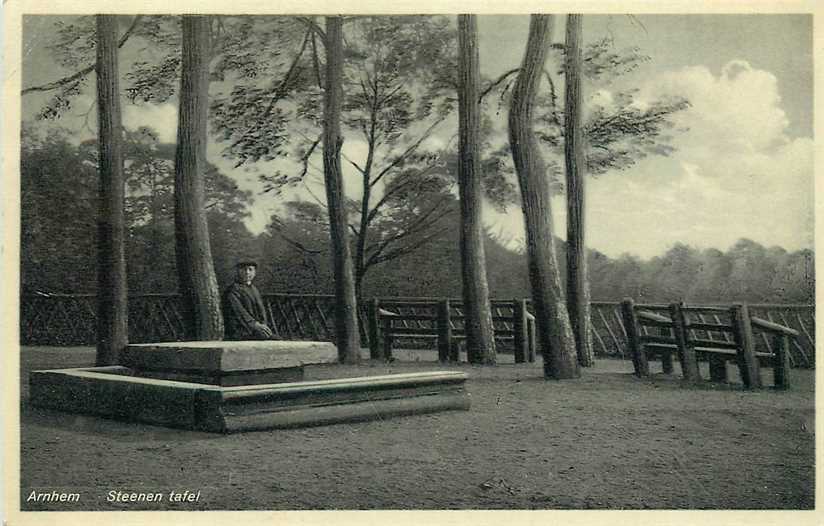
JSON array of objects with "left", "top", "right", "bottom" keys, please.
[{"left": 3, "top": 1, "right": 818, "bottom": 523}]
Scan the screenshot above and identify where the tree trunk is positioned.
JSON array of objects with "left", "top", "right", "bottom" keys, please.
[
  {"left": 457, "top": 14, "right": 497, "bottom": 365},
  {"left": 564, "top": 14, "right": 594, "bottom": 367},
  {"left": 323, "top": 16, "right": 361, "bottom": 363},
  {"left": 174, "top": 15, "right": 224, "bottom": 340},
  {"left": 354, "top": 138, "right": 376, "bottom": 304},
  {"left": 94, "top": 15, "right": 129, "bottom": 365},
  {"left": 508, "top": 15, "right": 579, "bottom": 380}
]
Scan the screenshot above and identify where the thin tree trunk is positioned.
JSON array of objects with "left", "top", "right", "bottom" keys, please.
[
  {"left": 323, "top": 16, "right": 361, "bottom": 363},
  {"left": 174, "top": 15, "right": 224, "bottom": 340},
  {"left": 95, "top": 15, "right": 129, "bottom": 365},
  {"left": 508, "top": 14, "right": 579, "bottom": 379},
  {"left": 564, "top": 14, "right": 594, "bottom": 367},
  {"left": 457, "top": 14, "right": 496, "bottom": 365},
  {"left": 354, "top": 135, "right": 376, "bottom": 304}
]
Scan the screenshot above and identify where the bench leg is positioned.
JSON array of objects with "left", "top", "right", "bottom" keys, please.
[
  {"left": 449, "top": 338, "right": 460, "bottom": 363},
  {"left": 773, "top": 334, "right": 791, "bottom": 390},
  {"left": 708, "top": 354, "right": 728, "bottom": 383},
  {"left": 383, "top": 335, "right": 393, "bottom": 362},
  {"left": 661, "top": 351, "right": 674, "bottom": 374},
  {"left": 527, "top": 319, "right": 537, "bottom": 363}
]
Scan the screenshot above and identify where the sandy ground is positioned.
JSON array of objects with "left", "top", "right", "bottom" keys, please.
[{"left": 17, "top": 346, "right": 814, "bottom": 510}]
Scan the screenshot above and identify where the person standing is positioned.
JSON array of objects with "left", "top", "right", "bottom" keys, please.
[{"left": 222, "top": 260, "right": 275, "bottom": 340}]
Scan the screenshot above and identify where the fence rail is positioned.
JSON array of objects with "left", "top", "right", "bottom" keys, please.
[{"left": 19, "top": 293, "right": 815, "bottom": 368}]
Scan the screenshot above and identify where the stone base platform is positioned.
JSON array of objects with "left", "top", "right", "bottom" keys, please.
[{"left": 29, "top": 367, "right": 470, "bottom": 433}]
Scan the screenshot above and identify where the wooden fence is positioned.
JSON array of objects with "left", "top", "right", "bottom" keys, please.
[{"left": 18, "top": 293, "right": 816, "bottom": 368}]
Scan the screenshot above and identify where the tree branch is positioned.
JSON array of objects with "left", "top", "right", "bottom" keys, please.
[
  {"left": 368, "top": 194, "right": 451, "bottom": 257},
  {"left": 22, "top": 15, "right": 144, "bottom": 95},
  {"left": 298, "top": 136, "right": 322, "bottom": 180},
  {"left": 366, "top": 160, "right": 441, "bottom": 224},
  {"left": 370, "top": 116, "right": 446, "bottom": 188},
  {"left": 228, "top": 29, "right": 311, "bottom": 153},
  {"left": 478, "top": 68, "right": 520, "bottom": 103},
  {"left": 295, "top": 17, "right": 327, "bottom": 47},
  {"left": 270, "top": 219, "right": 324, "bottom": 254},
  {"left": 378, "top": 82, "right": 404, "bottom": 107},
  {"left": 261, "top": 29, "right": 312, "bottom": 117},
  {"left": 543, "top": 68, "right": 561, "bottom": 126},
  {"left": 367, "top": 222, "right": 452, "bottom": 268},
  {"left": 347, "top": 159, "right": 366, "bottom": 174},
  {"left": 308, "top": 31, "right": 325, "bottom": 90}
]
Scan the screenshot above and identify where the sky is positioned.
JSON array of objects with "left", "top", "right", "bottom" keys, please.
[{"left": 20, "top": 14, "right": 814, "bottom": 259}]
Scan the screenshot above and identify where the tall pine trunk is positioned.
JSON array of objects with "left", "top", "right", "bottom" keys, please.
[
  {"left": 457, "top": 14, "right": 496, "bottom": 364},
  {"left": 174, "top": 15, "right": 224, "bottom": 340},
  {"left": 323, "top": 16, "right": 361, "bottom": 363},
  {"left": 95, "top": 15, "right": 128, "bottom": 365},
  {"left": 564, "top": 14, "right": 594, "bottom": 367},
  {"left": 508, "top": 15, "right": 579, "bottom": 379}
]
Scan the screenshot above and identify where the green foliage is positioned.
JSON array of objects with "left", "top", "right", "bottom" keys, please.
[
  {"left": 125, "top": 55, "right": 182, "bottom": 104},
  {"left": 47, "top": 17, "right": 97, "bottom": 70},
  {"left": 20, "top": 125, "right": 814, "bottom": 301},
  {"left": 481, "top": 35, "right": 691, "bottom": 205},
  {"left": 21, "top": 125, "right": 98, "bottom": 292},
  {"left": 21, "top": 126, "right": 252, "bottom": 293}
]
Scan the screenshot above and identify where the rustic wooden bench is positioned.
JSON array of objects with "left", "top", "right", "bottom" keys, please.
[
  {"left": 621, "top": 299, "right": 797, "bottom": 389},
  {"left": 367, "top": 298, "right": 536, "bottom": 363}
]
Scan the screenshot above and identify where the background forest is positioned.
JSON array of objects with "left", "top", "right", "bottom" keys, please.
[{"left": 22, "top": 124, "right": 814, "bottom": 304}]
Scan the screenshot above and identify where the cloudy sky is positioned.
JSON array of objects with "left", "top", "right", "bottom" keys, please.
[{"left": 21, "top": 14, "right": 814, "bottom": 259}]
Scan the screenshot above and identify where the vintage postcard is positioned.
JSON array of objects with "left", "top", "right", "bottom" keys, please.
[{"left": 2, "top": 1, "right": 820, "bottom": 525}]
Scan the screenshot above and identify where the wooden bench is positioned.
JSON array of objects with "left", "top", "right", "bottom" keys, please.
[
  {"left": 621, "top": 299, "right": 797, "bottom": 389},
  {"left": 367, "top": 298, "right": 536, "bottom": 363}
]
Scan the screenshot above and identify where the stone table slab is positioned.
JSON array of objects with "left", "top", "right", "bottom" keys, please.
[{"left": 122, "top": 340, "right": 338, "bottom": 373}]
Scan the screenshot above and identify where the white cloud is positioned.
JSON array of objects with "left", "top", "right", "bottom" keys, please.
[
  {"left": 123, "top": 102, "right": 178, "bottom": 143},
  {"left": 640, "top": 60, "right": 790, "bottom": 152},
  {"left": 485, "top": 60, "right": 813, "bottom": 259},
  {"left": 590, "top": 61, "right": 813, "bottom": 257}
]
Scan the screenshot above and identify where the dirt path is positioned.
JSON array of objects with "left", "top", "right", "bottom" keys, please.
[{"left": 18, "top": 347, "right": 814, "bottom": 510}]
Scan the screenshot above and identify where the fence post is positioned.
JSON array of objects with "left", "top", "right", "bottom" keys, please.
[
  {"left": 730, "top": 303, "right": 762, "bottom": 389},
  {"left": 670, "top": 302, "right": 700, "bottom": 383},
  {"left": 659, "top": 326, "right": 674, "bottom": 374},
  {"left": 437, "top": 299, "right": 452, "bottom": 363},
  {"left": 382, "top": 313, "right": 394, "bottom": 362},
  {"left": 367, "top": 298, "right": 381, "bottom": 360},
  {"left": 773, "top": 333, "right": 791, "bottom": 390},
  {"left": 620, "top": 298, "right": 648, "bottom": 377},
  {"left": 512, "top": 299, "right": 528, "bottom": 363}
]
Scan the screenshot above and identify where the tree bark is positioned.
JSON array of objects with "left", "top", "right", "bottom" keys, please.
[
  {"left": 174, "top": 16, "right": 224, "bottom": 340},
  {"left": 457, "top": 15, "right": 497, "bottom": 365},
  {"left": 508, "top": 15, "right": 579, "bottom": 379},
  {"left": 564, "top": 14, "right": 594, "bottom": 367},
  {"left": 95, "top": 15, "right": 129, "bottom": 365},
  {"left": 323, "top": 16, "right": 361, "bottom": 363}
]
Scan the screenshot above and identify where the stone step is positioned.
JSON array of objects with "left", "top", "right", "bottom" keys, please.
[
  {"left": 29, "top": 367, "right": 470, "bottom": 433},
  {"left": 131, "top": 366, "right": 304, "bottom": 387}
]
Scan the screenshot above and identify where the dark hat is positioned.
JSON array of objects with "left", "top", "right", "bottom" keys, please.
[{"left": 236, "top": 260, "right": 258, "bottom": 268}]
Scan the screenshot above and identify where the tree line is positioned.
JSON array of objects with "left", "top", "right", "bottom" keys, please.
[{"left": 21, "top": 126, "right": 814, "bottom": 306}]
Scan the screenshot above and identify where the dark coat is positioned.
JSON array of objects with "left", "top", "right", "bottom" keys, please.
[{"left": 222, "top": 281, "right": 269, "bottom": 340}]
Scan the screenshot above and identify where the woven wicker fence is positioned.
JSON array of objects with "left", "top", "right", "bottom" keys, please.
[{"left": 19, "top": 293, "right": 815, "bottom": 368}]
